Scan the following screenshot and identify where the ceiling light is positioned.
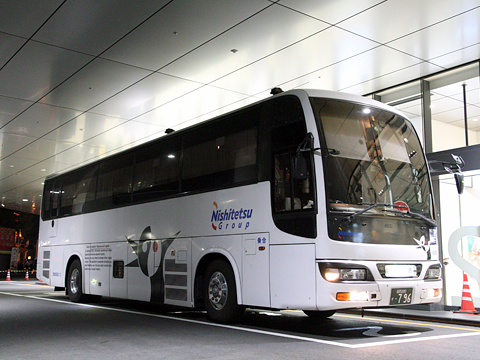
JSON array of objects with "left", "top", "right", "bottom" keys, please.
[
  {"left": 230, "top": 49, "right": 239, "bottom": 54},
  {"left": 362, "top": 108, "right": 371, "bottom": 114},
  {"left": 22, "top": 199, "right": 28, "bottom": 202},
  {"left": 473, "top": 118, "right": 478, "bottom": 122}
]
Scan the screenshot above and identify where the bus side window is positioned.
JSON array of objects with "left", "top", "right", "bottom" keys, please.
[
  {"left": 51, "top": 179, "right": 61, "bottom": 219},
  {"left": 96, "top": 154, "right": 134, "bottom": 208},
  {"left": 274, "top": 152, "right": 314, "bottom": 212},
  {"left": 132, "top": 140, "right": 181, "bottom": 202}
]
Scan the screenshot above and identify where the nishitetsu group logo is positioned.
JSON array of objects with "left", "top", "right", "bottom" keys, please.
[{"left": 211, "top": 201, "right": 253, "bottom": 231}]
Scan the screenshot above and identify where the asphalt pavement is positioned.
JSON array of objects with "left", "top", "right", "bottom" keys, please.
[{"left": 1, "top": 272, "right": 480, "bottom": 328}]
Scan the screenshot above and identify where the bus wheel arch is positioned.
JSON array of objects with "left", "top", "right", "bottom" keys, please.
[
  {"left": 195, "top": 253, "right": 244, "bottom": 324},
  {"left": 66, "top": 257, "right": 87, "bottom": 302}
]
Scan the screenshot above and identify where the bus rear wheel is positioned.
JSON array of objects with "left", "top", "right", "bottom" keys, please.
[
  {"left": 204, "top": 260, "right": 244, "bottom": 324},
  {"left": 67, "top": 259, "right": 88, "bottom": 303}
]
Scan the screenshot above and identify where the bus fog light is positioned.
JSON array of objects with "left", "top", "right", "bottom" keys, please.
[{"left": 336, "top": 291, "right": 369, "bottom": 301}]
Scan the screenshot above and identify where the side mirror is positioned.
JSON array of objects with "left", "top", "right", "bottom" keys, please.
[
  {"left": 292, "top": 153, "right": 308, "bottom": 180},
  {"left": 454, "top": 172, "right": 464, "bottom": 194}
]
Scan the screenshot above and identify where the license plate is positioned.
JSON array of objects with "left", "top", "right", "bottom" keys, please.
[{"left": 390, "top": 288, "right": 413, "bottom": 305}]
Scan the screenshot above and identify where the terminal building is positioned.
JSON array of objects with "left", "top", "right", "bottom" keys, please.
[{"left": 0, "top": 1, "right": 479, "bottom": 312}]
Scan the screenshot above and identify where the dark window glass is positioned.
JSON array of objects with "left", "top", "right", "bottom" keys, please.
[
  {"left": 181, "top": 107, "right": 260, "bottom": 193},
  {"left": 97, "top": 154, "right": 134, "bottom": 208},
  {"left": 132, "top": 140, "right": 180, "bottom": 202},
  {"left": 269, "top": 96, "right": 316, "bottom": 238},
  {"left": 59, "top": 165, "right": 97, "bottom": 216}
]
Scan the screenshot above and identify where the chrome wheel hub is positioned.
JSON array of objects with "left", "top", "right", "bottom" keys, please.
[{"left": 208, "top": 271, "right": 228, "bottom": 310}]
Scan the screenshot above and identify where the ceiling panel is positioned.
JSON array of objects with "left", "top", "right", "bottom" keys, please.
[
  {"left": 337, "top": 0, "right": 480, "bottom": 44},
  {"left": 387, "top": 7, "right": 480, "bottom": 63},
  {"left": 0, "top": 0, "right": 64, "bottom": 38},
  {"left": 429, "top": 43, "right": 480, "bottom": 69},
  {"left": 41, "top": 112, "right": 125, "bottom": 144},
  {"left": 0, "top": 41, "right": 93, "bottom": 102},
  {"left": 101, "top": 0, "right": 272, "bottom": 71},
  {"left": 210, "top": 27, "right": 378, "bottom": 95},
  {"left": 39, "top": 58, "right": 151, "bottom": 111},
  {"left": 340, "top": 62, "right": 443, "bottom": 95},
  {"left": 279, "top": 0, "right": 384, "bottom": 25},
  {"left": 297, "top": 46, "right": 434, "bottom": 94},
  {"left": 32, "top": 0, "right": 172, "bottom": 56},
  {"left": 161, "top": 4, "right": 329, "bottom": 84},
  {"left": 3, "top": 137, "right": 73, "bottom": 165},
  {"left": 132, "top": 85, "right": 256, "bottom": 130},
  {"left": 80, "top": 120, "right": 164, "bottom": 150},
  {"left": 1, "top": 102, "right": 82, "bottom": 140},
  {"left": 0, "top": 33, "right": 26, "bottom": 68},
  {"left": 92, "top": 72, "right": 202, "bottom": 119},
  {"left": 0, "top": 96, "right": 33, "bottom": 128}
]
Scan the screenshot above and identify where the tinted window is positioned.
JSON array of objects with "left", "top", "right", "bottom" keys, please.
[
  {"left": 181, "top": 107, "right": 260, "bottom": 192},
  {"left": 132, "top": 140, "right": 181, "bottom": 202}
]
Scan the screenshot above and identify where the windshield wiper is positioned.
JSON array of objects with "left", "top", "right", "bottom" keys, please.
[
  {"left": 382, "top": 208, "right": 437, "bottom": 227},
  {"left": 342, "top": 202, "right": 436, "bottom": 227},
  {"left": 342, "top": 203, "right": 392, "bottom": 224}
]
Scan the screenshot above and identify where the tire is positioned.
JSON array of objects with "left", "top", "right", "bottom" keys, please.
[
  {"left": 303, "top": 310, "right": 336, "bottom": 319},
  {"left": 204, "top": 260, "right": 244, "bottom": 324},
  {"left": 67, "top": 259, "right": 88, "bottom": 303}
]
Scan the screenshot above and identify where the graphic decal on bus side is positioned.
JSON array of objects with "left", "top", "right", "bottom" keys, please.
[
  {"left": 126, "top": 226, "right": 180, "bottom": 303},
  {"left": 211, "top": 201, "right": 253, "bottom": 231}
]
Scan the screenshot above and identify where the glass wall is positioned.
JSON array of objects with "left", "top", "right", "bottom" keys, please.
[
  {"left": 439, "top": 171, "right": 480, "bottom": 306},
  {"left": 427, "top": 63, "right": 480, "bottom": 151}
]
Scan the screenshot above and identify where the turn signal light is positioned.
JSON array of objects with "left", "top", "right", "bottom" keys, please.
[{"left": 336, "top": 291, "right": 369, "bottom": 301}]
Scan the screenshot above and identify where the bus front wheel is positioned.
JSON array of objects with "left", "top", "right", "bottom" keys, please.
[{"left": 204, "top": 260, "right": 244, "bottom": 324}]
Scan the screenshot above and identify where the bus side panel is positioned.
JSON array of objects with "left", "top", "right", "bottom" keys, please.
[
  {"left": 85, "top": 243, "right": 112, "bottom": 297},
  {"left": 110, "top": 241, "right": 128, "bottom": 299},
  {"left": 49, "top": 246, "right": 65, "bottom": 288},
  {"left": 242, "top": 233, "right": 270, "bottom": 307},
  {"left": 270, "top": 244, "right": 316, "bottom": 309}
]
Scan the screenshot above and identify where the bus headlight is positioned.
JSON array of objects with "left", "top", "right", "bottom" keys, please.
[
  {"left": 425, "top": 265, "right": 442, "bottom": 280},
  {"left": 324, "top": 268, "right": 368, "bottom": 282}
]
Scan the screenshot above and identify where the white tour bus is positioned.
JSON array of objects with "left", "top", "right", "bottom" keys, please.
[{"left": 37, "top": 89, "right": 442, "bottom": 323}]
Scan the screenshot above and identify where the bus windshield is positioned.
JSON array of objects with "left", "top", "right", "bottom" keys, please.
[{"left": 311, "top": 97, "right": 434, "bottom": 244}]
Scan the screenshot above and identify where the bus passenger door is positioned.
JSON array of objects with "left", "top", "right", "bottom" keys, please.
[
  {"left": 242, "top": 233, "right": 270, "bottom": 307},
  {"left": 162, "top": 238, "right": 192, "bottom": 308}
]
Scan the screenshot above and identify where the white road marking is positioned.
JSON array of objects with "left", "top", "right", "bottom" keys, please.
[{"left": 2, "top": 288, "right": 480, "bottom": 349}]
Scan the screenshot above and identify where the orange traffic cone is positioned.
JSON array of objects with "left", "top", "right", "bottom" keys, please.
[
  {"left": 455, "top": 273, "right": 479, "bottom": 314},
  {"left": 25, "top": 269, "right": 29, "bottom": 280},
  {"left": 6, "top": 269, "right": 11, "bottom": 281}
]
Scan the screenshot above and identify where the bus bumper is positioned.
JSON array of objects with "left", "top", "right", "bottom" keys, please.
[{"left": 314, "top": 278, "right": 443, "bottom": 311}]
